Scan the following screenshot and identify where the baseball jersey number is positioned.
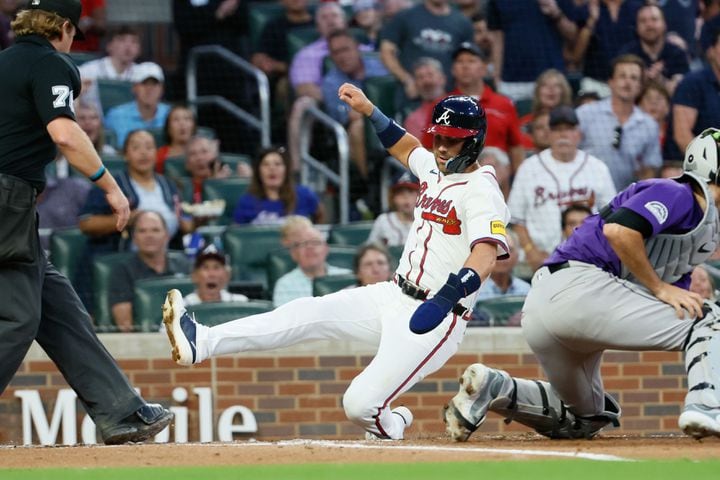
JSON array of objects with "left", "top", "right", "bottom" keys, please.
[{"left": 51, "top": 86, "right": 70, "bottom": 108}]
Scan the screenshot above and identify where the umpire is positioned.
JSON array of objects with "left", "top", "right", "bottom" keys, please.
[{"left": 0, "top": 0, "right": 172, "bottom": 444}]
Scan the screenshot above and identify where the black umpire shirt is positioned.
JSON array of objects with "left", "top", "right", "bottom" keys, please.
[{"left": 0, "top": 35, "right": 81, "bottom": 191}]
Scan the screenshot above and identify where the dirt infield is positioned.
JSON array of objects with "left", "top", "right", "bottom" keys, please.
[{"left": 1, "top": 434, "right": 718, "bottom": 468}]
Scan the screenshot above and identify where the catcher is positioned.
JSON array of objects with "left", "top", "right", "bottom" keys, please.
[{"left": 445, "top": 128, "right": 720, "bottom": 441}]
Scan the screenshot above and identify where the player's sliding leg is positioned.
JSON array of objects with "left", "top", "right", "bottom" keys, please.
[
  {"left": 679, "top": 302, "right": 720, "bottom": 439},
  {"left": 163, "top": 285, "right": 386, "bottom": 365},
  {"left": 444, "top": 363, "right": 620, "bottom": 441}
]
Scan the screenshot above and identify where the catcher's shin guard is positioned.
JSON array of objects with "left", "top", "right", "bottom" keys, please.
[
  {"left": 488, "top": 377, "right": 620, "bottom": 439},
  {"left": 679, "top": 302, "right": 720, "bottom": 438}
]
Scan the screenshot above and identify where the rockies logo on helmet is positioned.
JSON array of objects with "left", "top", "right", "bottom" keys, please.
[{"left": 426, "top": 95, "right": 487, "bottom": 173}]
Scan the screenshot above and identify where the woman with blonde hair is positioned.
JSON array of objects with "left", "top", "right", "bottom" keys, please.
[{"left": 520, "top": 69, "right": 573, "bottom": 149}]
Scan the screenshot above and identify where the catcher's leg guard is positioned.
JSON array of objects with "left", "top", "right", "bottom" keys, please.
[
  {"left": 444, "top": 363, "right": 621, "bottom": 441},
  {"left": 679, "top": 302, "right": 720, "bottom": 439}
]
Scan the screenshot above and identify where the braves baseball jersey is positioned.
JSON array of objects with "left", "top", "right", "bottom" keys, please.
[
  {"left": 547, "top": 178, "right": 704, "bottom": 288},
  {"left": 508, "top": 148, "right": 617, "bottom": 253},
  {"left": 397, "top": 147, "right": 511, "bottom": 307},
  {"left": 368, "top": 212, "right": 413, "bottom": 247}
]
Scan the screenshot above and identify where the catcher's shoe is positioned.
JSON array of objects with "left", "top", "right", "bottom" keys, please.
[
  {"left": 101, "top": 404, "right": 174, "bottom": 445},
  {"left": 163, "top": 289, "right": 200, "bottom": 365},
  {"left": 444, "top": 363, "right": 509, "bottom": 442},
  {"left": 679, "top": 404, "right": 720, "bottom": 439}
]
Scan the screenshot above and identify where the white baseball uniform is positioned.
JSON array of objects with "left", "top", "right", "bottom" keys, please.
[
  {"left": 189, "top": 147, "right": 510, "bottom": 439},
  {"left": 367, "top": 212, "right": 412, "bottom": 246},
  {"left": 508, "top": 148, "right": 617, "bottom": 253}
]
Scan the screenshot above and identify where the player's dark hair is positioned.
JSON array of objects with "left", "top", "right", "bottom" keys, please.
[
  {"left": 561, "top": 205, "right": 593, "bottom": 230},
  {"left": 249, "top": 146, "right": 296, "bottom": 215}
]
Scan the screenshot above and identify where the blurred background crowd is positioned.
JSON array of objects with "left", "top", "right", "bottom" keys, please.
[{"left": 3, "top": 0, "right": 720, "bottom": 332}]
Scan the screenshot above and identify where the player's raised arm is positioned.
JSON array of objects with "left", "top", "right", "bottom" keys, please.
[{"left": 338, "top": 83, "right": 420, "bottom": 168}]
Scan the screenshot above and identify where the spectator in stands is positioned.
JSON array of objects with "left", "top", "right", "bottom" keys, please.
[
  {"left": 672, "top": 27, "right": 720, "bottom": 155},
  {"left": 617, "top": 3, "right": 689, "bottom": 95},
  {"left": 577, "top": 54, "right": 661, "bottom": 190},
  {"left": 183, "top": 135, "right": 247, "bottom": 206},
  {"left": 659, "top": 0, "right": 699, "bottom": 60},
  {"left": 381, "top": 0, "right": 413, "bottom": 21},
  {"left": 53, "top": 102, "right": 118, "bottom": 179},
  {"left": 487, "top": 0, "right": 578, "bottom": 102},
  {"left": 470, "top": 12, "right": 495, "bottom": 80},
  {"left": 0, "top": 0, "right": 19, "bottom": 50},
  {"left": 78, "top": 25, "right": 141, "bottom": 114},
  {"left": 690, "top": 265, "right": 717, "bottom": 302},
  {"left": 72, "top": 0, "right": 107, "bottom": 52},
  {"left": 519, "top": 69, "right": 573, "bottom": 151},
  {"left": 379, "top": 0, "right": 472, "bottom": 99},
  {"left": 403, "top": 57, "right": 447, "bottom": 146},
  {"left": 456, "top": 0, "right": 483, "bottom": 19},
  {"left": 560, "top": 204, "right": 592, "bottom": 240},
  {"left": 321, "top": 29, "right": 388, "bottom": 179},
  {"left": 353, "top": 243, "right": 393, "bottom": 287},
  {"left": 79, "top": 129, "right": 191, "bottom": 254},
  {"left": 273, "top": 216, "right": 350, "bottom": 306},
  {"left": 233, "top": 146, "right": 323, "bottom": 226},
  {"left": 637, "top": 80, "right": 670, "bottom": 149},
  {"left": 351, "top": 0, "right": 382, "bottom": 47},
  {"left": 509, "top": 106, "right": 616, "bottom": 271},
  {"left": 574, "top": 90, "right": 601, "bottom": 107},
  {"left": 287, "top": 1, "right": 349, "bottom": 170},
  {"left": 109, "top": 211, "right": 190, "bottom": 332},
  {"left": 474, "top": 232, "right": 530, "bottom": 303},
  {"left": 527, "top": 111, "right": 552, "bottom": 154},
  {"left": 183, "top": 245, "right": 248, "bottom": 306},
  {"left": 104, "top": 62, "right": 171, "bottom": 148},
  {"left": 156, "top": 104, "right": 197, "bottom": 173},
  {"left": 448, "top": 42, "right": 525, "bottom": 171},
  {"left": 37, "top": 177, "right": 92, "bottom": 249},
  {"left": 252, "top": 0, "right": 313, "bottom": 79},
  {"left": 570, "top": 0, "right": 643, "bottom": 93},
  {"left": 367, "top": 173, "right": 419, "bottom": 247},
  {"left": 478, "top": 147, "right": 511, "bottom": 200}
]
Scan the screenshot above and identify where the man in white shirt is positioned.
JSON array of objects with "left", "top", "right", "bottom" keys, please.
[
  {"left": 79, "top": 25, "right": 141, "bottom": 114},
  {"left": 184, "top": 245, "right": 248, "bottom": 306},
  {"left": 509, "top": 105, "right": 617, "bottom": 271}
]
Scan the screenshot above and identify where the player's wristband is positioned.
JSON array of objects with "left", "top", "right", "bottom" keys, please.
[
  {"left": 88, "top": 165, "right": 107, "bottom": 182},
  {"left": 369, "top": 106, "right": 406, "bottom": 148}
]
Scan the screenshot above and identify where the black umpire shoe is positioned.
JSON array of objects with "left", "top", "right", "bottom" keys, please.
[{"left": 101, "top": 404, "right": 174, "bottom": 445}]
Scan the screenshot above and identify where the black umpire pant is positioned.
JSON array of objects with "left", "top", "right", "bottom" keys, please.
[{"left": 0, "top": 174, "right": 144, "bottom": 430}]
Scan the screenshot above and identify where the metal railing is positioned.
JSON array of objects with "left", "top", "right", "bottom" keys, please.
[
  {"left": 298, "top": 104, "right": 350, "bottom": 224},
  {"left": 186, "top": 45, "right": 271, "bottom": 148}
]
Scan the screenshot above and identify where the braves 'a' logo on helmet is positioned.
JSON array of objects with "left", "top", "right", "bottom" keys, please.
[{"left": 426, "top": 95, "right": 487, "bottom": 173}]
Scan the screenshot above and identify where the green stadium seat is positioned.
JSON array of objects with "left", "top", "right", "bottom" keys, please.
[
  {"left": 220, "top": 152, "right": 252, "bottom": 173},
  {"left": 68, "top": 52, "right": 99, "bottom": 66},
  {"left": 515, "top": 98, "right": 533, "bottom": 117},
  {"left": 202, "top": 177, "right": 251, "bottom": 225},
  {"left": 100, "top": 154, "right": 126, "bottom": 175},
  {"left": 287, "top": 26, "right": 320, "bottom": 60},
  {"left": 328, "top": 221, "right": 373, "bottom": 246},
  {"left": 388, "top": 245, "right": 404, "bottom": 266},
  {"left": 248, "top": 2, "right": 285, "bottom": 53},
  {"left": 147, "top": 127, "right": 165, "bottom": 148},
  {"left": 97, "top": 79, "right": 133, "bottom": 116},
  {"left": 187, "top": 300, "right": 274, "bottom": 327},
  {"left": 132, "top": 276, "right": 195, "bottom": 332},
  {"left": 92, "top": 252, "right": 134, "bottom": 331},
  {"left": 365, "top": 75, "right": 399, "bottom": 119},
  {"left": 223, "top": 225, "right": 284, "bottom": 287},
  {"left": 474, "top": 295, "right": 526, "bottom": 327},
  {"left": 163, "top": 156, "right": 188, "bottom": 179},
  {"left": 104, "top": 129, "right": 118, "bottom": 151},
  {"left": 267, "top": 245, "right": 357, "bottom": 292},
  {"left": 49, "top": 228, "right": 88, "bottom": 286},
  {"left": 312, "top": 274, "right": 357, "bottom": 297}
]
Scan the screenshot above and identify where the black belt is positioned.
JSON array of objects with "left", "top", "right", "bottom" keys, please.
[
  {"left": 395, "top": 275, "right": 469, "bottom": 318},
  {"left": 547, "top": 261, "right": 571, "bottom": 274}
]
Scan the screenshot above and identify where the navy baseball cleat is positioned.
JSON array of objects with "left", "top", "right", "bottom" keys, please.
[
  {"left": 101, "top": 404, "right": 173, "bottom": 445},
  {"left": 163, "top": 289, "right": 200, "bottom": 365}
]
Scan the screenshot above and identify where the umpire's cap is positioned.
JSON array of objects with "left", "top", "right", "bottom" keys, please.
[{"left": 26, "top": 0, "right": 85, "bottom": 40}]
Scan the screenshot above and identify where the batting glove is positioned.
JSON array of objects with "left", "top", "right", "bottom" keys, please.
[{"left": 409, "top": 267, "right": 481, "bottom": 334}]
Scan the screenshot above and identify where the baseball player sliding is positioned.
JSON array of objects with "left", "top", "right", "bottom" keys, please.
[
  {"left": 162, "top": 83, "right": 510, "bottom": 440},
  {"left": 445, "top": 128, "right": 720, "bottom": 441}
]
